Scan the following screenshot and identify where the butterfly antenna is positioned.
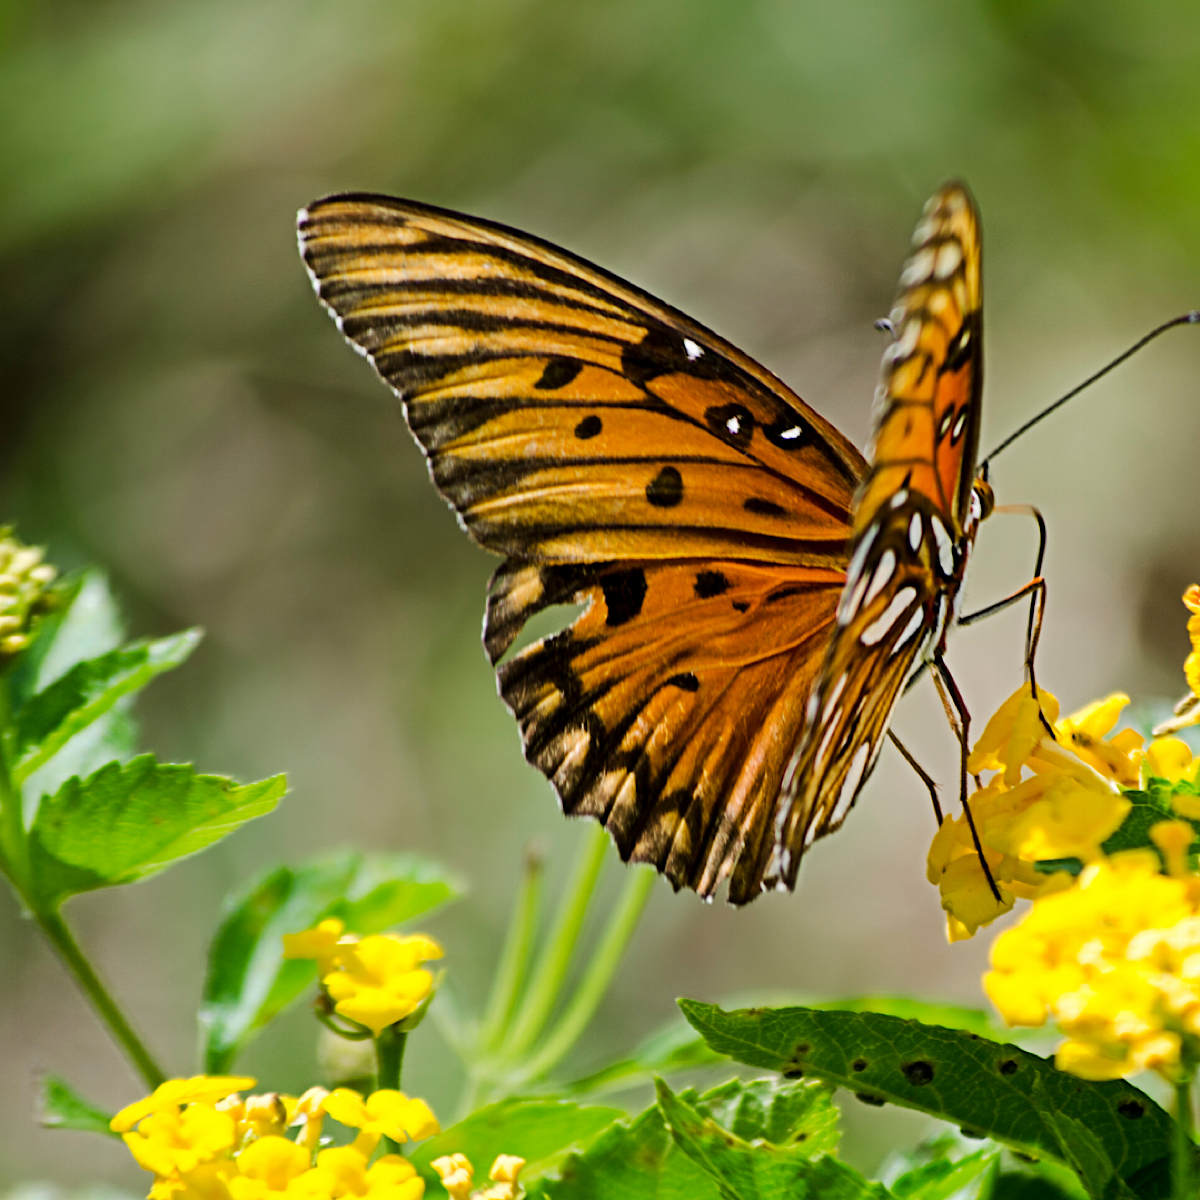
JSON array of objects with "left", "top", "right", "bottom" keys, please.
[{"left": 981, "top": 310, "right": 1200, "bottom": 469}]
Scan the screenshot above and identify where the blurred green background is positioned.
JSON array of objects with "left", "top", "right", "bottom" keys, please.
[{"left": 3, "top": 0, "right": 1200, "bottom": 1189}]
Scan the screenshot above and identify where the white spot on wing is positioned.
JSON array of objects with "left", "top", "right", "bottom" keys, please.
[
  {"left": 726, "top": 414, "right": 741, "bottom": 434},
  {"left": 930, "top": 515, "right": 955, "bottom": 576},
  {"left": 815, "top": 711, "right": 841, "bottom": 767},
  {"left": 837, "top": 572, "right": 870, "bottom": 626},
  {"left": 863, "top": 550, "right": 896, "bottom": 608},
  {"left": 934, "top": 241, "right": 963, "bottom": 279},
  {"left": 951, "top": 409, "right": 968, "bottom": 440},
  {"left": 683, "top": 338, "right": 703, "bottom": 360},
  {"left": 895, "top": 606, "right": 925, "bottom": 649},
  {"left": 821, "top": 673, "right": 848, "bottom": 720},
  {"left": 861, "top": 586, "right": 918, "bottom": 646},
  {"left": 778, "top": 425, "right": 802, "bottom": 440},
  {"left": 908, "top": 511, "right": 923, "bottom": 552},
  {"left": 846, "top": 524, "right": 880, "bottom": 585},
  {"left": 900, "top": 248, "right": 936, "bottom": 287},
  {"left": 890, "top": 489, "right": 910, "bottom": 510}
]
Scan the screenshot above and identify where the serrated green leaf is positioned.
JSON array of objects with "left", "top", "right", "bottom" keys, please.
[
  {"left": 13, "top": 629, "right": 201, "bottom": 783},
  {"left": 27, "top": 756, "right": 284, "bottom": 906},
  {"left": 200, "top": 850, "right": 462, "bottom": 1072},
  {"left": 1037, "top": 1101, "right": 1137, "bottom": 1200},
  {"left": 38, "top": 1075, "right": 117, "bottom": 1136},
  {"left": 656, "top": 1079, "right": 887, "bottom": 1200},
  {"left": 678, "top": 1001, "right": 1170, "bottom": 1192},
  {"left": 539, "top": 1095, "right": 719, "bottom": 1200},
  {"left": 411, "top": 1099, "right": 622, "bottom": 1194},
  {"left": 889, "top": 1145, "right": 997, "bottom": 1200},
  {"left": 687, "top": 1076, "right": 839, "bottom": 1155}
]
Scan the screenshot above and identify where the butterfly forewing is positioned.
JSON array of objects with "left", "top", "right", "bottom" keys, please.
[
  {"left": 767, "top": 183, "right": 984, "bottom": 892},
  {"left": 299, "top": 193, "right": 868, "bottom": 898}
]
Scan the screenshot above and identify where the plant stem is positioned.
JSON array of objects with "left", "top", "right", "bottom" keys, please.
[
  {"left": 0, "top": 677, "right": 29, "bottom": 885},
  {"left": 375, "top": 1026, "right": 408, "bottom": 1155},
  {"left": 477, "top": 844, "right": 544, "bottom": 1055},
  {"left": 375, "top": 1026, "right": 408, "bottom": 1092},
  {"left": 36, "top": 908, "right": 166, "bottom": 1090},
  {"left": 1174, "top": 1076, "right": 1195, "bottom": 1200},
  {"left": 521, "top": 865, "right": 655, "bottom": 1082},
  {"left": 502, "top": 823, "right": 608, "bottom": 1060}
]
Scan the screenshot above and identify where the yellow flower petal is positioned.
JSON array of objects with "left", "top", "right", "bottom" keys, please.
[
  {"left": 112, "top": 1077, "right": 256, "bottom": 1133},
  {"left": 1146, "top": 738, "right": 1195, "bottom": 784}
]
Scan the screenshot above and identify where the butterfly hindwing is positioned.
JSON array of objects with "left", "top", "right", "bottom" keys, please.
[{"left": 298, "top": 193, "right": 869, "bottom": 898}]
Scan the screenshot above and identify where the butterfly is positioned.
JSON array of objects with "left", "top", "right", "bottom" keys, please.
[{"left": 298, "top": 182, "right": 990, "bottom": 904}]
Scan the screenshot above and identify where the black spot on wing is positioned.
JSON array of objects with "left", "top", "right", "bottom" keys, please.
[
  {"left": 666, "top": 672, "right": 700, "bottom": 692},
  {"left": 765, "top": 415, "right": 808, "bottom": 449},
  {"left": 732, "top": 600, "right": 749, "bottom": 613},
  {"left": 535, "top": 358, "right": 583, "bottom": 390},
  {"left": 744, "top": 497, "right": 786, "bottom": 517},
  {"left": 646, "top": 466, "right": 684, "bottom": 508},
  {"left": 694, "top": 569, "right": 730, "bottom": 599},
  {"left": 602, "top": 569, "right": 648, "bottom": 626},
  {"left": 704, "top": 403, "right": 754, "bottom": 449},
  {"left": 574, "top": 414, "right": 602, "bottom": 439}
]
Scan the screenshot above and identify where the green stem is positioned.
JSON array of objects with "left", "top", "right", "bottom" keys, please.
[
  {"left": 0, "top": 677, "right": 29, "bottom": 884},
  {"left": 502, "top": 823, "right": 608, "bottom": 1061},
  {"left": 375, "top": 1026, "right": 408, "bottom": 1091},
  {"left": 521, "top": 865, "right": 655, "bottom": 1082},
  {"left": 1174, "top": 1077, "right": 1195, "bottom": 1200},
  {"left": 375, "top": 1026, "right": 408, "bottom": 1155},
  {"left": 36, "top": 908, "right": 166, "bottom": 1090},
  {"left": 477, "top": 844, "right": 544, "bottom": 1055}
]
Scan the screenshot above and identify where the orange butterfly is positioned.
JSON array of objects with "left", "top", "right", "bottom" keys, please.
[{"left": 298, "top": 182, "right": 992, "bottom": 904}]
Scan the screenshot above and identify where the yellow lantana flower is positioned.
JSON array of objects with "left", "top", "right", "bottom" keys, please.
[
  {"left": 321, "top": 935, "right": 443, "bottom": 1036},
  {"left": 985, "top": 830, "right": 1200, "bottom": 1081},
  {"left": 323, "top": 1088, "right": 439, "bottom": 1157},
  {"left": 309, "top": 1147, "right": 423, "bottom": 1200},
  {"left": 113, "top": 1077, "right": 257, "bottom": 1134},
  {"left": 928, "top": 684, "right": 1132, "bottom": 940},
  {"left": 283, "top": 919, "right": 351, "bottom": 977},
  {"left": 431, "top": 1154, "right": 526, "bottom": 1200},
  {"left": 227, "top": 1137, "right": 313, "bottom": 1200},
  {"left": 1154, "top": 585, "right": 1200, "bottom": 737}
]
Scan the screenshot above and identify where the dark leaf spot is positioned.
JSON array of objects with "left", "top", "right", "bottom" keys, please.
[
  {"left": 574, "top": 415, "right": 602, "bottom": 439},
  {"left": 855, "top": 1093, "right": 885, "bottom": 1107},
  {"left": 535, "top": 359, "right": 582, "bottom": 390},
  {"left": 666, "top": 672, "right": 700, "bottom": 692},
  {"left": 998, "top": 1059, "right": 1019, "bottom": 1076},
  {"left": 646, "top": 466, "right": 684, "bottom": 508},
  {"left": 901, "top": 1060, "right": 935, "bottom": 1086},
  {"left": 783, "top": 1068, "right": 804, "bottom": 1080},
  {"left": 1118, "top": 1099, "right": 1146, "bottom": 1120},
  {"left": 744, "top": 497, "right": 786, "bottom": 518},
  {"left": 851, "top": 1058, "right": 868, "bottom": 1073},
  {"left": 602, "top": 569, "right": 647, "bottom": 627},
  {"left": 694, "top": 570, "right": 730, "bottom": 599},
  {"left": 959, "top": 1127, "right": 986, "bottom": 1140}
]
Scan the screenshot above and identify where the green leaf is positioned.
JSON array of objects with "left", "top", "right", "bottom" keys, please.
[
  {"left": 562, "top": 998, "right": 998, "bottom": 1097},
  {"left": 540, "top": 1077, "right": 838, "bottom": 1200},
  {"left": 38, "top": 1074, "right": 117, "bottom": 1136},
  {"left": 679, "top": 1001, "right": 1171, "bottom": 1191},
  {"left": 412, "top": 1099, "right": 623, "bottom": 1195},
  {"left": 200, "top": 850, "right": 463, "bottom": 1073},
  {"left": 27, "top": 755, "right": 285, "bottom": 907},
  {"left": 1103, "top": 783, "right": 1199, "bottom": 859},
  {"left": 540, "top": 1094, "right": 720, "bottom": 1200},
  {"left": 655, "top": 1079, "right": 887, "bottom": 1200},
  {"left": 887, "top": 1144, "right": 998, "bottom": 1200},
  {"left": 13, "top": 629, "right": 202, "bottom": 783},
  {"left": 1037, "top": 1101, "right": 1138, "bottom": 1200}
]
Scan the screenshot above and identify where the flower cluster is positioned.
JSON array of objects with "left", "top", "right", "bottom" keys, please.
[
  {"left": 283, "top": 920, "right": 443, "bottom": 1037},
  {"left": 931, "top": 586, "right": 1200, "bottom": 941},
  {"left": 0, "top": 529, "right": 57, "bottom": 664},
  {"left": 986, "top": 823, "right": 1200, "bottom": 1081},
  {"left": 111, "top": 1076, "right": 439, "bottom": 1200},
  {"left": 431, "top": 1155, "right": 526, "bottom": 1200}
]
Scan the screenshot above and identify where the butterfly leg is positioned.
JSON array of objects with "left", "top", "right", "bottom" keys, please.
[
  {"left": 887, "top": 730, "right": 943, "bottom": 825},
  {"left": 930, "top": 654, "right": 1002, "bottom": 902},
  {"left": 958, "top": 504, "right": 1053, "bottom": 737}
]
